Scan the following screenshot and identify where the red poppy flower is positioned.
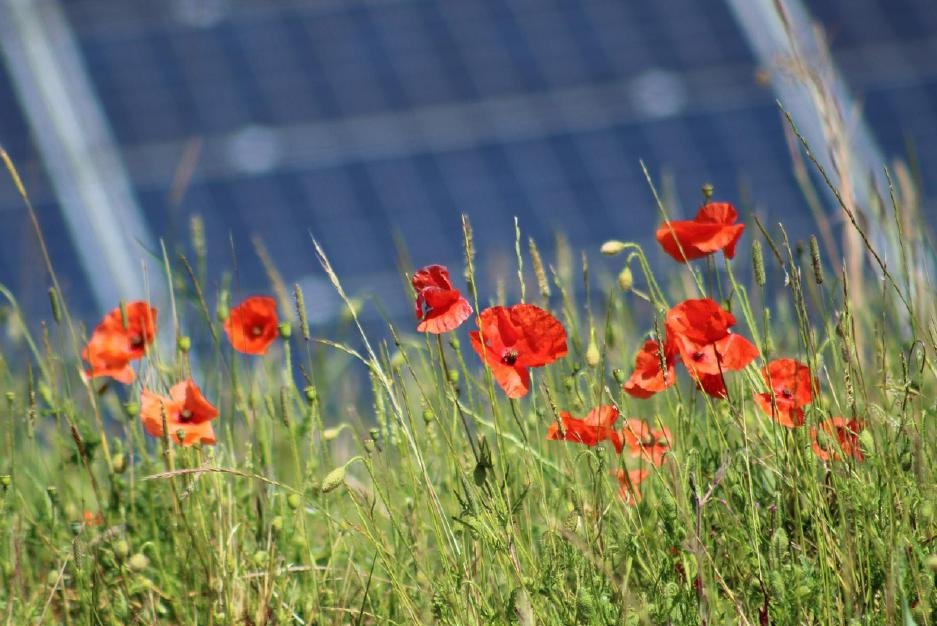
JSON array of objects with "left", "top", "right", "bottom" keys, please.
[
  {"left": 82, "top": 510, "right": 104, "bottom": 527},
  {"left": 620, "top": 419, "right": 672, "bottom": 466},
  {"left": 617, "top": 468, "right": 650, "bottom": 506},
  {"left": 412, "top": 264, "right": 473, "bottom": 334},
  {"left": 811, "top": 417, "right": 864, "bottom": 462},
  {"left": 665, "top": 299, "right": 758, "bottom": 378},
  {"left": 547, "top": 405, "right": 621, "bottom": 451},
  {"left": 656, "top": 202, "right": 745, "bottom": 263},
  {"left": 694, "top": 373, "right": 728, "bottom": 399},
  {"left": 469, "top": 304, "right": 568, "bottom": 398},
  {"left": 140, "top": 379, "right": 219, "bottom": 446},
  {"left": 224, "top": 295, "right": 279, "bottom": 355},
  {"left": 623, "top": 339, "right": 676, "bottom": 399},
  {"left": 754, "top": 358, "right": 816, "bottom": 428},
  {"left": 82, "top": 301, "right": 158, "bottom": 383}
]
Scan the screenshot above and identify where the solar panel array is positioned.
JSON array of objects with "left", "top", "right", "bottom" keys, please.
[{"left": 1, "top": 0, "right": 934, "bottom": 322}]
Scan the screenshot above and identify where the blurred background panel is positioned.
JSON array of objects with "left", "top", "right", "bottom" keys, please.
[{"left": 0, "top": 0, "right": 934, "bottom": 323}]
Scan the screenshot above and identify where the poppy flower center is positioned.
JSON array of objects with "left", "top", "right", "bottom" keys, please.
[
  {"left": 180, "top": 409, "right": 192, "bottom": 422},
  {"left": 251, "top": 325, "right": 263, "bottom": 337},
  {"left": 501, "top": 349, "right": 519, "bottom": 366},
  {"left": 641, "top": 434, "right": 655, "bottom": 446},
  {"left": 780, "top": 388, "right": 793, "bottom": 400},
  {"left": 691, "top": 351, "right": 706, "bottom": 362},
  {"left": 129, "top": 334, "right": 144, "bottom": 349}
]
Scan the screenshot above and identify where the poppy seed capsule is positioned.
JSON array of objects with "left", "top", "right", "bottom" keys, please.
[
  {"left": 612, "top": 368, "right": 626, "bottom": 384},
  {"left": 287, "top": 493, "right": 302, "bottom": 510},
  {"left": 177, "top": 335, "right": 192, "bottom": 353},
  {"left": 279, "top": 322, "right": 291, "bottom": 339},
  {"left": 304, "top": 386, "right": 317, "bottom": 403},
  {"left": 600, "top": 240, "right": 627, "bottom": 256}
]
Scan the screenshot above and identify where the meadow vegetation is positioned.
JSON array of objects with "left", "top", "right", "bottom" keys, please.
[{"left": 0, "top": 19, "right": 935, "bottom": 624}]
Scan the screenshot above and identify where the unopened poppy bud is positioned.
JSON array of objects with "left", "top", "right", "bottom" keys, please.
[
  {"left": 287, "top": 493, "right": 302, "bottom": 510},
  {"left": 128, "top": 553, "right": 149, "bottom": 572},
  {"left": 271, "top": 516, "right": 284, "bottom": 532},
  {"left": 0, "top": 475, "right": 10, "bottom": 488},
  {"left": 39, "top": 384, "right": 53, "bottom": 407},
  {"left": 858, "top": 430, "right": 874, "bottom": 455},
  {"left": 322, "top": 424, "right": 347, "bottom": 441},
  {"left": 46, "top": 486, "right": 58, "bottom": 503},
  {"left": 612, "top": 368, "right": 626, "bottom": 384},
  {"left": 216, "top": 302, "right": 229, "bottom": 323},
  {"left": 110, "top": 454, "right": 127, "bottom": 474},
  {"left": 177, "top": 335, "right": 192, "bottom": 353},
  {"left": 124, "top": 402, "right": 139, "bottom": 417},
  {"left": 279, "top": 322, "right": 292, "bottom": 339},
  {"left": 113, "top": 540, "right": 130, "bottom": 559},
  {"left": 701, "top": 183, "right": 714, "bottom": 200},
  {"left": 809, "top": 235, "right": 823, "bottom": 284},
  {"left": 175, "top": 428, "right": 186, "bottom": 444},
  {"left": 617, "top": 266, "right": 634, "bottom": 291},
  {"left": 304, "top": 386, "right": 317, "bottom": 403},
  {"left": 585, "top": 332, "right": 601, "bottom": 368},
  {"left": 752, "top": 240, "right": 766, "bottom": 287},
  {"left": 252, "top": 550, "right": 269, "bottom": 567},
  {"left": 600, "top": 240, "right": 627, "bottom": 256},
  {"left": 339, "top": 298, "right": 363, "bottom": 323},
  {"left": 449, "top": 337, "right": 460, "bottom": 350},
  {"left": 48, "top": 287, "right": 62, "bottom": 324},
  {"left": 422, "top": 408, "right": 434, "bottom": 423},
  {"left": 320, "top": 465, "right": 346, "bottom": 493},
  {"left": 473, "top": 463, "right": 487, "bottom": 486},
  {"left": 447, "top": 369, "right": 459, "bottom": 384}
]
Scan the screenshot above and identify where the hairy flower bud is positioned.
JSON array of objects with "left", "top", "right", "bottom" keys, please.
[{"left": 600, "top": 240, "right": 627, "bottom": 256}]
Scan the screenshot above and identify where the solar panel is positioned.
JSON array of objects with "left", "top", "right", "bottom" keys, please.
[{"left": 0, "top": 0, "right": 932, "bottom": 323}]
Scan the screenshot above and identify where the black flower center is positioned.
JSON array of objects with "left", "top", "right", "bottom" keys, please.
[
  {"left": 781, "top": 388, "right": 793, "bottom": 400},
  {"left": 179, "top": 409, "right": 193, "bottom": 423},
  {"left": 130, "top": 334, "right": 144, "bottom": 349},
  {"left": 251, "top": 325, "right": 263, "bottom": 337},
  {"left": 501, "top": 349, "right": 519, "bottom": 366},
  {"left": 691, "top": 351, "right": 705, "bottom": 362}
]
